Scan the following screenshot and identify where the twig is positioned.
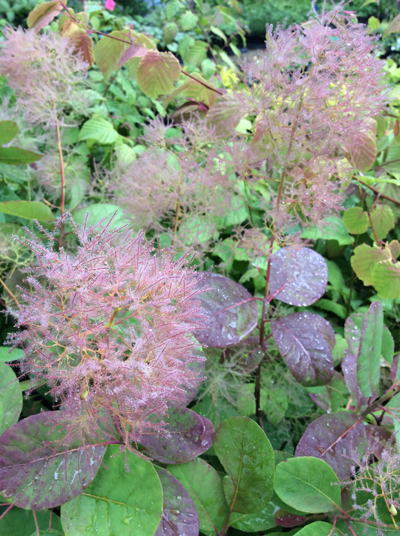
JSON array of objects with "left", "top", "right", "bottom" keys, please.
[
  {"left": 0, "top": 277, "right": 19, "bottom": 306},
  {"left": 356, "top": 178, "right": 400, "bottom": 207}
]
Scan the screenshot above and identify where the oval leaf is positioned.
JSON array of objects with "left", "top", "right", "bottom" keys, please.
[
  {"left": 269, "top": 248, "right": 328, "bottom": 306},
  {"left": 168, "top": 458, "right": 228, "bottom": 533},
  {"left": 356, "top": 301, "right": 383, "bottom": 398},
  {"left": 370, "top": 205, "right": 394, "bottom": 240},
  {"left": 154, "top": 467, "right": 199, "bottom": 536},
  {"left": 94, "top": 31, "right": 130, "bottom": 80},
  {"left": 139, "top": 407, "right": 214, "bottom": 464},
  {"left": 343, "top": 207, "right": 369, "bottom": 235},
  {"left": 213, "top": 416, "right": 275, "bottom": 514},
  {"left": 70, "top": 32, "right": 95, "bottom": 67},
  {"left": 295, "top": 412, "right": 367, "bottom": 481},
  {"left": 295, "top": 521, "right": 334, "bottom": 536},
  {"left": 137, "top": 51, "right": 181, "bottom": 99},
  {"left": 371, "top": 259, "right": 400, "bottom": 299},
  {"left": 27, "top": 0, "right": 62, "bottom": 32},
  {"left": 274, "top": 457, "right": 341, "bottom": 514},
  {"left": 0, "top": 506, "right": 64, "bottom": 536},
  {"left": 0, "top": 201, "right": 54, "bottom": 221},
  {"left": 194, "top": 273, "right": 258, "bottom": 347},
  {"left": 78, "top": 117, "right": 119, "bottom": 144},
  {"left": 229, "top": 503, "right": 278, "bottom": 532},
  {"left": 0, "top": 412, "right": 107, "bottom": 509},
  {"left": 0, "top": 147, "right": 42, "bottom": 166},
  {"left": 61, "top": 444, "right": 163, "bottom": 536},
  {"left": 351, "top": 243, "right": 391, "bottom": 286},
  {"left": 0, "top": 361, "right": 22, "bottom": 436},
  {"left": 272, "top": 312, "right": 334, "bottom": 386},
  {"left": 0, "top": 121, "right": 18, "bottom": 145}
]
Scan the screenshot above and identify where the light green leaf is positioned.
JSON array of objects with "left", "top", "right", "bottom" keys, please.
[
  {"left": 370, "top": 205, "right": 395, "bottom": 240},
  {"left": 61, "top": 445, "right": 163, "bottom": 536},
  {"left": 296, "top": 522, "right": 334, "bottom": 535},
  {"left": 0, "top": 507, "right": 63, "bottom": 536},
  {"left": 211, "top": 25, "right": 227, "bottom": 44},
  {"left": 0, "top": 361, "right": 23, "bottom": 436},
  {"left": 343, "top": 207, "right": 369, "bottom": 235},
  {"left": 0, "top": 121, "right": 18, "bottom": 145},
  {"left": 302, "top": 216, "right": 354, "bottom": 245},
  {"left": 357, "top": 301, "right": 383, "bottom": 397},
  {"left": 0, "top": 147, "right": 42, "bottom": 166},
  {"left": 213, "top": 417, "right": 275, "bottom": 514},
  {"left": 371, "top": 259, "right": 400, "bottom": 299},
  {"left": 137, "top": 51, "right": 181, "bottom": 99},
  {"left": 186, "top": 41, "right": 209, "bottom": 66},
  {"left": 163, "top": 22, "right": 178, "bottom": 44},
  {"left": 27, "top": 0, "right": 62, "bottom": 32},
  {"left": 168, "top": 458, "right": 228, "bottom": 533},
  {"left": 180, "top": 11, "right": 198, "bottom": 31},
  {"left": 381, "top": 326, "right": 394, "bottom": 365},
  {"left": 314, "top": 299, "right": 347, "bottom": 319},
  {"left": 73, "top": 204, "right": 130, "bottom": 231},
  {"left": 0, "top": 201, "right": 54, "bottom": 221},
  {"left": 0, "top": 347, "right": 24, "bottom": 363},
  {"left": 351, "top": 244, "right": 391, "bottom": 286},
  {"left": 94, "top": 31, "right": 131, "bottom": 80},
  {"left": 78, "top": 117, "right": 119, "bottom": 144},
  {"left": 274, "top": 457, "right": 341, "bottom": 513}
]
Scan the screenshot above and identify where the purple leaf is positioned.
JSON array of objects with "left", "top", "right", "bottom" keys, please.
[
  {"left": 271, "top": 312, "right": 335, "bottom": 386},
  {"left": 269, "top": 247, "right": 328, "bottom": 306},
  {"left": 275, "top": 510, "right": 308, "bottom": 528},
  {"left": 0, "top": 412, "right": 107, "bottom": 509},
  {"left": 180, "top": 356, "right": 206, "bottom": 406},
  {"left": 341, "top": 350, "right": 379, "bottom": 413},
  {"left": 154, "top": 466, "right": 199, "bottom": 536},
  {"left": 139, "top": 407, "right": 214, "bottom": 464},
  {"left": 118, "top": 45, "right": 148, "bottom": 67},
  {"left": 365, "top": 425, "right": 392, "bottom": 460},
  {"left": 194, "top": 273, "right": 258, "bottom": 348},
  {"left": 295, "top": 412, "right": 367, "bottom": 480}
]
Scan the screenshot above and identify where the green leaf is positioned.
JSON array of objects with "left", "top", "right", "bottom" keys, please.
[
  {"left": 0, "top": 147, "right": 42, "bottom": 165},
  {"left": 0, "top": 361, "right": 22, "bottom": 435},
  {"left": 186, "top": 41, "right": 209, "bottom": 66},
  {"left": 180, "top": 11, "right": 198, "bottom": 31},
  {"left": 166, "top": 0, "right": 184, "bottom": 21},
  {"left": 94, "top": 31, "right": 130, "bottom": 80},
  {"left": 371, "top": 259, "right": 400, "bottom": 299},
  {"left": 29, "top": 531, "right": 64, "bottom": 536},
  {"left": 0, "top": 121, "right": 18, "bottom": 145},
  {"left": 163, "top": 22, "right": 178, "bottom": 44},
  {"left": 211, "top": 25, "right": 227, "bottom": 44},
  {"left": 168, "top": 458, "right": 228, "bottom": 533},
  {"left": 357, "top": 301, "right": 383, "bottom": 397},
  {"left": 61, "top": 445, "right": 163, "bottom": 536},
  {"left": 314, "top": 299, "right": 347, "bottom": 319},
  {"left": 351, "top": 244, "right": 391, "bottom": 286},
  {"left": 302, "top": 216, "right": 354, "bottom": 245},
  {"left": 78, "top": 117, "right": 119, "bottom": 144},
  {"left": 181, "top": 74, "right": 217, "bottom": 107},
  {"left": 0, "top": 201, "right": 54, "bottom": 221},
  {"left": 213, "top": 417, "right": 275, "bottom": 514},
  {"left": 274, "top": 457, "right": 341, "bottom": 513},
  {"left": 381, "top": 326, "right": 394, "bottom": 364},
  {"left": 0, "top": 346, "right": 24, "bottom": 363},
  {"left": 370, "top": 205, "right": 395, "bottom": 240},
  {"left": 191, "top": 396, "right": 239, "bottom": 428},
  {"left": 73, "top": 203, "right": 130, "bottom": 231},
  {"left": 229, "top": 503, "right": 278, "bottom": 532},
  {"left": 137, "top": 51, "right": 181, "bottom": 99},
  {"left": 295, "top": 522, "right": 334, "bottom": 535},
  {"left": 27, "top": 0, "right": 62, "bottom": 32},
  {"left": 0, "top": 507, "right": 63, "bottom": 536},
  {"left": 343, "top": 207, "right": 369, "bottom": 234}
]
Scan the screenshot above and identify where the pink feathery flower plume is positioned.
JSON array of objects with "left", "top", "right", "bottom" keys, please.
[{"left": 6, "top": 214, "right": 207, "bottom": 444}]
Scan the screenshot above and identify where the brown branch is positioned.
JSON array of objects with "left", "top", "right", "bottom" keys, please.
[{"left": 356, "top": 178, "right": 400, "bottom": 207}]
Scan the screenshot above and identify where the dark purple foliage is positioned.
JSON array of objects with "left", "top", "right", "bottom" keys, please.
[
  {"left": 194, "top": 273, "right": 258, "bottom": 347},
  {"left": 0, "top": 412, "right": 106, "bottom": 509},
  {"left": 139, "top": 407, "right": 214, "bottom": 464},
  {"left": 154, "top": 466, "right": 199, "bottom": 536},
  {"left": 295, "top": 412, "right": 367, "bottom": 480},
  {"left": 269, "top": 248, "right": 328, "bottom": 306},
  {"left": 271, "top": 312, "right": 335, "bottom": 386},
  {"left": 365, "top": 425, "right": 392, "bottom": 460}
]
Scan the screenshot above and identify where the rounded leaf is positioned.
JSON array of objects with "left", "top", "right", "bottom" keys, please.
[
  {"left": 274, "top": 457, "right": 341, "bottom": 513},
  {"left": 0, "top": 121, "right": 18, "bottom": 145},
  {"left": 139, "top": 407, "right": 214, "bottom": 464},
  {"left": 194, "top": 273, "right": 258, "bottom": 348},
  {"left": 269, "top": 248, "right": 328, "bottom": 306},
  {"left": 295, "top": 521, "right": 334, "bottom": 535},
  {"left": 295, "top": 412, "right": 367, "bottom": 481},
  {"left": 154, "top": 467, "right": 199, "bottom": 536},
  {"left": 272, "top": 312, "right": 334, "bottom": 386},
  {"left": 370, "top": 204, "right": 394, "bottom": 240},
  {"left": 0, "top": 361, "right": 22, "bottom": 436},
  {"left": 168, "top": 458, "right": 228, "bottom": 533},
  {"left": 0, "top": 201, "right": 53, "bottom": 221},
  {"left": 0, "top": 412, "right": 107, "bottom": 509},
  {"left": 371, "top": 259, "right": 400, "bottom": 299},
  {"left": 137, "top": 51, "right": 181, "bottom": 99},
  {"left": 343, "top": 207, "right": 369, "bottom": 235},
  {"left": 213, "top": 417, "right": 275, "bottom": 513},
  {"left": 61, "top": 445, "right": 163, "bottom": 536},
  {"left": 351, "top": 244, "right": 391, "bottom": 286}
]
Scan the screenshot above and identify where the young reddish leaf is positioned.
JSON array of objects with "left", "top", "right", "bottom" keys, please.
[
  {"left": 139, "top": 407, "right": 214, "bottom": 464},
  {"left": 295, "top": 412, "right": 367, "bottom": 480},
  {"left": 370, "top": 205, "right": 395, "bottom": 240},
  {"left": 351, "top": 243, "right": 391, "bottom": 286},
  {"left": 137, "top": 51, "right": 181, "bottom": 99},
  {"left": 346, "top": 131, "right": 377, "bottom": 172},
  {"left": 193, "top": 273, "right": 258, "bottom": 347},
  {"left": 70, "top": 32, "right": 95, "bottom": 67},
  {"left": 154, "top": 467, "right": 199, "bottom": 536},
  {"left": 343, "top": 207, "right": 369, "bottom": 234},
  {"left": 0, "top": 412, "right": 107, "bottom": 509},
  {"left": 207, "top": 94, "right": 243, "bottom": 136},
  {"left": 271, "top": 312, "right": 334, "bottom": 386},
  {"left": 27, "top": 0, "right": 63, "bottom": 32},
  {"left": 357, "top": 301, "right": 383, "bottom": 398},
  {"left": 118, "top": 44, "right": 148, "bottom": 68},
  {"left": 269, "top": 248, "right": 328, "bottom": 307}
]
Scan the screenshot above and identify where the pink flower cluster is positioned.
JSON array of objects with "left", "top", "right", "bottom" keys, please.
[{"left": 7, "top": 215, "right": 206, "bottom": 443}]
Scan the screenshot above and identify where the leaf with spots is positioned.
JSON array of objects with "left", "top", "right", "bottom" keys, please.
[
  {"left": 0, "top": 412, "right": 106, "bottom": 509},
  {"left": 194, "top": 273, "right": 258, "bottom": 347},
  {"left": 61, "top": 445, "right": 163, "bottom": 536},
  {"left": 138, "top": 407, "right": 214, "bottom": 464},
  {"left": 295, "top": 412, "right": 367, "bottom": 481},
  {"left": 213, "top": 417, "right": 275, "bottom": 514},
  {"left": 269, "top": 248, "right": 328, "bottom": 306},
  {"left": 154, "top": 467, "right": 199, "bottom": 536},
  {"left": 271, "top": 312, "right": 335, "bottom": 386}
]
